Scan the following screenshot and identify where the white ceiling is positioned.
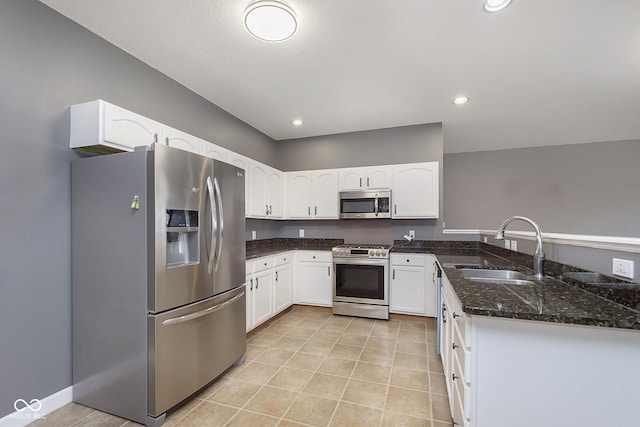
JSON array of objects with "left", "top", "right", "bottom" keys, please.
[{"left": 40, "top": 0, "right": 640, "bottom": 153}]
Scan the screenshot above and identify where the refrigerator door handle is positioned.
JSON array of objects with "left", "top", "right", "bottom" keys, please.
[
  {"left": 206, "top": 176, "right": 218, "bottom": 274},
  {"left": 213, "top": 176, "right": 224, "bottom": 272},
  {"left": 161, "top": 291, "right": 244, "bottom": 326}
]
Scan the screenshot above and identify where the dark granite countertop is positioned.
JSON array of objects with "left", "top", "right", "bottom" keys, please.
[
  {"left": 392, "top": 240, "right": 640, "bottom": 330},
  {"left": 246, "top": 238, "right": 343, "bottom": 260}
]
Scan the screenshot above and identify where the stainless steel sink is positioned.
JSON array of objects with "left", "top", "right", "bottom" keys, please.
[{"left": 457, "top": 268, "right": 536, "bottom": 286}]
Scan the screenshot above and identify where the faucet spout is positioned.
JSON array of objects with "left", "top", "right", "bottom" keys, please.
[{"left": 495, "top": 216, "right": 546, "bottom": 279}]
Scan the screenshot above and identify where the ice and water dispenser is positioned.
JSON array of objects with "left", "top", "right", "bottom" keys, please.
[{"left": 166, "top": 209, "right": 199, "bottom": 267}]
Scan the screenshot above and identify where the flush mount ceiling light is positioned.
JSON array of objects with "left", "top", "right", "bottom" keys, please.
[
  {"left": 453, "top": 96, "right": 469, "bottom": 105},
  {"left": 243, "top": 1, "right": 298, "bottom": 42},
  {"left": 291, "top": 119, "right": 303, "bottom": 126},
  {"left": 484, "top": 0, "right": 512, "bottom": 12}
]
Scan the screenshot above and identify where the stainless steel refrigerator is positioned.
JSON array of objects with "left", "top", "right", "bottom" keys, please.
[{"left": 72, "top": 144, "right": 246, "bottom": 426}]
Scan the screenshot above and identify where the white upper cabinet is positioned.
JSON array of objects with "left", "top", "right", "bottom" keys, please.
[
  {"left": 249, "top": 162, "right": 283, "bottom": 218},
  {"left": 338, "top": 166, "right": 392, "bottom": 190},
  {"left": 201, "top": 141, "right": 229, "bottom": 162},
  {"left": 161, "top": 126, "right": 202, "bottom": 154},
  {"left": 312, "top": 170, "right": 339, "bottom": 218},
  {"left": 71, "top": 99, "right": 163, "bottom": 152},
  {"left": 392, "top": 162, "right": 439, "bottom": 218},
  {"left": 286, "top": 170, "right": 338, "bottom": 219}
]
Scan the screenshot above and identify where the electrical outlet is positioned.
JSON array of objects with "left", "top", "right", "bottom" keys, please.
[
  {"left": 504, "top": 239, "right": 511, "bottom": 250},
  {"left": 483, "top": 236, "right": 488, "bottom": 243},
  {"left": 510, "top": 240, "right": 517, "bottom": 251},
  {"left": 251, "top": 230, "right": 257, "bottom": 240},
  {"left": 409, "top": 230, "right": 415, "bottom": 239},
  {"left": 299, "top": 229, "right": 304, "bottom": 238},
  {"left": 612, "top": 258, "right": 634, "bottom": 279}
]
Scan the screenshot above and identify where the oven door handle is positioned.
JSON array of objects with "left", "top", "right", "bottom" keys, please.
[{"left": 374, "top": 195, "right": 379, "bottom": 217}]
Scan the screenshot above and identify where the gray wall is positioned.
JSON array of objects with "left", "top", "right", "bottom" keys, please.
[
  {"left": 443, "top": 140, "right": 640, "bottom": 236},
  {"left": 272, "top": 123, "right": 446, "bottom": 245},
  {"left": 0, "top": 0, "right": 276, "bottom": 418},
  {"left": 443, "top": 140, "right": 640, "bottom": 278},
  {"left": 276, "top": 123, "right": 442, "bottom": 171}
]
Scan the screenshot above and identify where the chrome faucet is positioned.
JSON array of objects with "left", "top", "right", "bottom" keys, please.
[{"left": 495, "top": 216, "right": 546, "bottom": 279}]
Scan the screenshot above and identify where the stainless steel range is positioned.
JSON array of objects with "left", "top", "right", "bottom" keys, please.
[{"left": 332, "top": 244, "right": 390, "bottom": 320}]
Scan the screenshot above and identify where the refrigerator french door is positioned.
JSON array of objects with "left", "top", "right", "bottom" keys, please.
[{"left": 72, "top": 144, "right": 246, "bottom": 426}]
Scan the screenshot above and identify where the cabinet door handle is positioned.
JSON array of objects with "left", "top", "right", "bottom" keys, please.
[
  {"left": 275, "top": 271, "right": 278, "bottom": 281},
  {"left": 154, "top": 133, "right": 159, "bottom": 144},
  {"left": 328, "top": 266, "right": 331, "bottom": 276},
  {"left": 359, "top": 177, "right": 362, "bottom": 187},
  {"left": 442, "top": 304, "right": 447, "bottom": 323},
  {"left": 452, "top": 342, "right": 458, "bottom": 350},
  {"left": 250, "top": 278, "right": 253, "bottom": 291},
  {"left": 269, "top": 205, "right": 272, "bottom": 215},
  {"left": 164, "top": 136, "right": 169, "bottom": 145},
  {"left": 256, "top": 277, "right": 259, "bottom": 289},
  {"left": 367, "top": 177, "right": 370, "bottom": 187},
  {"left": 453, "top": 312, "right": 461, "bottom": 320},
  {"left": 266, "top": 204, "right": 269, "bottom": 215},
  {"left": 308, "top": 206, "right": 311, "bottom": 216},
  {"left": 315, "top": 206, "right": 317, "bottom": 215},
  {"left": 392, "top": 269, "right": 395, "bottom": 280},
  {"left": 452, "top": 373, "right": 459, "bottom": 382},
  {"left": 394, "top": 204, "right": 397, "bottom": 214}
]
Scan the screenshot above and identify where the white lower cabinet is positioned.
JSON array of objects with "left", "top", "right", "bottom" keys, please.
[
  {"left": 245, "top": 257, "right": 274, "bottom": 332},
  {"left": 440, "top": 274, "right": 473, "bottom": 426},
  {"left": 273, "top": 252, "right": 293, "bottom": 314},
  {"left": 295, "top": 251, "right": 333, "bottom": 307},
  {"left": 390, "top": 254, "right": 437, "bottom": 317}
]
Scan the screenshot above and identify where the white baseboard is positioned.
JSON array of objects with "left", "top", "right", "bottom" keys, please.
[{"left": 0, "top": 386, "right": 72, "bottom": 427}]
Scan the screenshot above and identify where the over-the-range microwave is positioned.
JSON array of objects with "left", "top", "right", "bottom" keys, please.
[{"left": 339, "top": 189, "right": 391, "bottom": 219}]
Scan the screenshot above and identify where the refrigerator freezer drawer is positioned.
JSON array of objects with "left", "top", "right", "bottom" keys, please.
[{"left": 148, "top": 286, "right": 246, "bottom": 416}]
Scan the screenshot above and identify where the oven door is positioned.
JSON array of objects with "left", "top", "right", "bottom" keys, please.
[{"left": 333, "top": 257, "right": 388, "bottom": 305}]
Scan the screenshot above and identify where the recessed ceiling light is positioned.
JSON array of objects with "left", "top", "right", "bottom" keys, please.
[
  {"left": 243, "top": 1, "right": 298, "bottom": 43},
  {"left": 484, "top": 0, "right": 512, "bottom": 12},
  {"left": 453, "top": 96, "right": 469, "bottom": 105},
  {"left": 291, "top": 119, "right": 303, "bottom": 126}
]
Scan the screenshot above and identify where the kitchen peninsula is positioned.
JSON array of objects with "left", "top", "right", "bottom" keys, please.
[{"left": 249, "top": 238, "right": 640, "bottom": 427}]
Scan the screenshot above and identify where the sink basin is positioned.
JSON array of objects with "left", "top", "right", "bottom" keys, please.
[
  {"left": 457, "top": 268, "right": 528, "bottom": 280},
  {"left": 457, "top": 268, "right": 536, "bottom": 286}
]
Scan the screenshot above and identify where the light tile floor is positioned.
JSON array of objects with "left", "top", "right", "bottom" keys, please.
[{"left": 30, "top": 307, "right": 451, "bottom": 427}]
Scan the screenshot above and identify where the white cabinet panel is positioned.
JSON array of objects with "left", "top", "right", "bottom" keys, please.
[
  {"left": 249, "top": 162, "right": 283, "bottom": 218},
  {"left": 390, "top": 253, "right": 438, "bottom": 317},
  {"left": 312, "top": 170, "right": 339, "bottom": 218},
  {"left": 274, "top": 262, "right": 293, "bottom": 313},
  {"left": 295, "top": 251, "right": 333, "bottom": 306},
  {"left": 338, "top": 166, "right": 391, "bottom": 190},
  {"left": 286, "top": 170, "right": 338, "bottom": 219},
  {"left": 392, "top": 162, "right": 439, "bottom": 218},
  {"left": 161, "top": 127, "right": 201, "bottom": 154},
  {"left": 70, "top": 99, "right": 162, "bottom": 152},
  {"left": 201, "top": 141, "right": 229, "bottom": 161}
]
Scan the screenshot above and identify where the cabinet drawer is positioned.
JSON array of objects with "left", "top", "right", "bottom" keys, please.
[
  {"left": 253, "top": 256, "right": 274, "bottom": 272},
  {"left": 452, "top": 382, "right": 471, "bottom": 427},
  {"left": 391, "top": 253, "right": 426, "bottom": 267},
  {"left": 452, "top": 324, "right": 471, "bottom": 384},
  {"left": 296, "top": 251, "right": 332, "bottom": 263},
  {"left": 446, "top": 283, "right": 471, "bottom": 348},
  {"left": 274, "top": 252, "right": 292, "bottom": 266},
  {"left": 453, "top": 356, "right": 471, "bottom": 420}
]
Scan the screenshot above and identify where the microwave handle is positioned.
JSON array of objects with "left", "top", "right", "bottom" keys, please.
[{"left": 374, "top": 195, "right": 379, "bottom": 217}]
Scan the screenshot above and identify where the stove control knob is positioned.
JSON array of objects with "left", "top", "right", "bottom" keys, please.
[
  {"left": 375, "top": 251, "right": 381, "bottom": 257},
  {"left": 368, "top": 250, "right": 374, "bottom": 256},
  {"left": 381, "top": 251, "right": 387, "bottom": 257}
]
